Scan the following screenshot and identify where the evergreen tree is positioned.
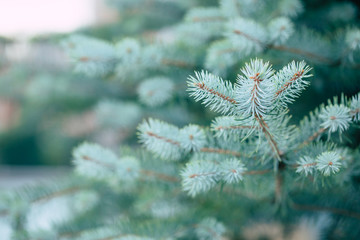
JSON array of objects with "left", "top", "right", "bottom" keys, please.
[{"left": 1, "top": 0, "right": 360, "bottom": 239}]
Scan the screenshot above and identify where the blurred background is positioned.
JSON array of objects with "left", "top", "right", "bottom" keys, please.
[
  {"left": 0, "top": 0, "right": 122, "bottom": 187},
  {"left": 0, "top": 0, "right": 119, "bottom": 168}
]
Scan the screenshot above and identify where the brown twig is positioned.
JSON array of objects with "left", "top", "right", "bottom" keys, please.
[
  {"left": 194, "top": 82, "right": 238, "bottom": 104},
  {"left": 275, "top": 69, "right": 305, "bottom": 97},
  {"left": 146, "top": 131, "right": 244, "bottom": 158},
  {"left": 214, "top": 125, "right": 259, "bottom": 130},
  {"left": 146, "top": 131, "right": 181, "bottom": 146},
  {"left": 32, "top": 186, "right": 83, "bottom": 204},
  {"left": 233, "top": 30, "right": 263, "bottom": 46},
  {"left": 291, "top": 202, "right": 360, "bottom": 220},
  {"left": 269, "top": 45, "right": 333, "bottom": 64},
  {"left": 232, "top": 29, "right": 357, "bottom": 68},
  {"left": 243, "top": 169, "right": 272, "bottom": 175},
  {"left": 141, "top": 170, "right": 178, "bottom": 182},
  {"left": 255, "top": 116, "right": 283, "bottom": 160},
  {"left": 200, "top": 147, "right": 242, "bottom": 157},
  {"left": 296, "top": 127, "right": 327, "bottom": 151}
]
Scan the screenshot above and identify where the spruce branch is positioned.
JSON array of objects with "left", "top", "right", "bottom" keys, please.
[
  {"left": 138, "top": 119, "right": 183, "bottom": 160},
  {"left": 295, "top": 156, "right": 317, "bottom": 176},
  {"left": 295, "top": 151, "right": 342, "bottom": 176},
  {"left": 235, "top": 59, "right": 275, "bottom": 118},
  {"left": 233, "top": 29, "right": 263, "bottom": 46},
  {"left": 230, "top": 26, "right": 360, "bottom": 68},
  {"left": 31, "top": 186, "right": 83, "bottom": 204},
  {"left": 194, "top": 81, "right": 237, "bottom": 104},
  {"left": 268, "top": 17, "right": 294, "bottom": 45},
  {"left": 273, "top": 61, "right": 312, "bottom": 105},
  {"left": 229, "top": 18, "right": 267, "bottom": 54},
  {"left": 145, "top": 131, "right": 181, "bottom": 146},
  {"left": 181, "top": 160, "right": 219, "bottom": 197},
  {"left": 187, "top": 70, "right": 237, "bottom": 115},
  {"left": 319, "top": 104, "right": 352, "bottom": 134},
  {"left": 231, "top": 28, "right": 333, "bottom": 64},
  {"left": 62, "top": 35, "right": 116, "bottom": 76},
  {"left": 220, "top": 158, "right": 247, "bottom": 184},
  {"left": 275, "top": 69, "right": 304, "bottom": 96},
  {"left": 315, "top": 151, "right": 342, "bottom": 176},
  {"left": 296, "top": 127, "right": 327, "bottom": 150}
]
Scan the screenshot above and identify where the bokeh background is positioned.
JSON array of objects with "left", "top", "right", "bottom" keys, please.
[{"left": 0, "top": 0, "right": 120, "bottom": 167}]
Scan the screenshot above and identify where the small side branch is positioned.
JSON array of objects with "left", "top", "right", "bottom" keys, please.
[
  {"left": 233, "top": 30, "right": 263, "bottom": 45},
  {"left": 232, "top": 30, "right": 350, "bottom": 67},
  {"left": 188, "top": 172, "right": 217, "bottom": 179},
  {"left": 141, "top": 170, "right": 179, "bottom": 182},
  {"left": 82, "top": 155, "right": 113, "bottom": 168},
  {"left": 275, "top": 69, "right": 305, "bottom": 97},
  {"left": 214, "top": 125, "right": 259, "bottom": 130},
  {"left": 32, "top": 186, "right": 83, "bottom": 204},
  {"left": 194, "top": 82, "right": 238, "bottom": 104},
  {"left": 293, "top": 162, "right": 317, "bottom": 168},
  {"left": 296, "top": 127, "right": 327, "bottom": 150},
  {"left": 146, "top": 131, "right": 181, "bottom": 146},
  {"left": 269, "top": 45, "right": 333, "bottom": 64}
]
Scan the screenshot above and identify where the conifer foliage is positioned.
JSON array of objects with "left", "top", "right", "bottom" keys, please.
[{"left": 1, "top": 0, "right": 360, "bottom": 239}]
